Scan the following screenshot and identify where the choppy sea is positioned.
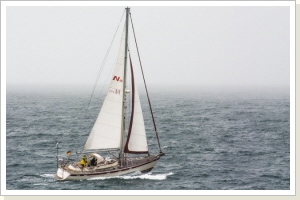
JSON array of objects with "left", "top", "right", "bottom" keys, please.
[{"left": 5, "top": 89, "right": 290, "bottom": 191}]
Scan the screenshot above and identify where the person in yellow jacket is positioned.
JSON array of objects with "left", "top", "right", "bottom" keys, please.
[{"left": 80, "top": 155, "right": 87, "bottom": 167}]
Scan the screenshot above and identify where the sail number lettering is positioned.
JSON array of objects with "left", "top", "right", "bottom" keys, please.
[
  {"left": 109, "top": 89, "right": 121, "bottom": 95},
  {"left": 113, "top": 76, "right": 123, "bottom": 82}
]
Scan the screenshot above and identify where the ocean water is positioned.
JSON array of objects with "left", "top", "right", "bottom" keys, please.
[{"left": 5, "top": 89, "right": 290, "bottom": 190}]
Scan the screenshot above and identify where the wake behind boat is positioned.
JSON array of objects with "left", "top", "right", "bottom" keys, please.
[{"left": 54, "top": 7, "right": 164, "bottom": 181}]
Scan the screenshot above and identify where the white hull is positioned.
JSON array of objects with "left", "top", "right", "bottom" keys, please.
[{"left": 55, "top": 156, "right": 159, "bottom": 181}]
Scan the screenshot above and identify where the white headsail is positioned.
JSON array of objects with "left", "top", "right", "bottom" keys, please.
[
  {"left": 126, "top": 86, "right": 148, "bottom": 153},
  {"left": 123, "top": 54, "right": 149, "bottom": 154}
]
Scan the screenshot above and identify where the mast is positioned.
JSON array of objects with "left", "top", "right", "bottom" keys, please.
[{"left": 119, "top": 7, "right": 130, "bottom": 161}]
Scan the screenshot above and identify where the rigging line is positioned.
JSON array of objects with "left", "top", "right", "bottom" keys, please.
[
  {"left": 129, "top": 13, "right": 164, "bottom": 154},
  {"left": 87, "top": 10, "right": 125, "bottom": 109}
]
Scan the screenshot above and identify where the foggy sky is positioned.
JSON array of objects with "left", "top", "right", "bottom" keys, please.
[{"left": 6, "top": 5, "right": 291, "bottom": 93}]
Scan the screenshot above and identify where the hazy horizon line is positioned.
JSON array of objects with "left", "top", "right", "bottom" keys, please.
[{"left": 5, "top": 83, "right": 290, "bottom": 97}]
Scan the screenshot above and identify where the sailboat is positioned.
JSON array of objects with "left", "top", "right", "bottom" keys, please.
[{"left": 54, "top": 7, "right": 164, "bottom": 181}]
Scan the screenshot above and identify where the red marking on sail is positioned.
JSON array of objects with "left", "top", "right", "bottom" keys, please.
[
  {"left": 113, "top": 76, "right": 122, "bottom": 82},
  {"left": 115, "top": 89, "right": 120, "bottom": 94}
]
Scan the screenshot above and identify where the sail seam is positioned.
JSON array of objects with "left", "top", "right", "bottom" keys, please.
[
  {"left": 95, "top": 123, "right": 122, "bottom": 128},
  {"left": 98, "top": 110, "right": 123, "bottom": 116},
  {"left": 128, "top": 134, "right": 147, "bottom": 137},
  {"left": 100, "top": 99, "right": 123, "bottom": 104},
  {"left": 131, "top": 122, "right": 145, "bottom": 125},
  {"left": 89, "top": 135, "right": 120, "bottom": 141}
]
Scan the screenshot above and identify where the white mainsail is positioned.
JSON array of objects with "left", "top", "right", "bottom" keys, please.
[{"left": 84, "top": 26, "right": 126, "bottom": 150}]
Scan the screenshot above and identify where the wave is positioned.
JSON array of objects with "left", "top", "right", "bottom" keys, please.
[
  {"left": 33, "top": 183, "right": 48, "bottom": 186},
  {"left": 88, "top": 172, "right": 174, "bottom": 181},
  {"left": 40, "top": 174, "right": 55, "bottom": 178}
]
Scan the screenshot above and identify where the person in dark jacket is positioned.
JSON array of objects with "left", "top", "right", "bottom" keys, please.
[{"left": 90, "top": 157, "right": 97, "bottom": 166}]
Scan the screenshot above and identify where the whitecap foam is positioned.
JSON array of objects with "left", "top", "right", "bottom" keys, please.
[
  {"left": 40, "top": 174, "right": 55, "bottom": 178},
  {"left": 33, "top": 183, "right": 48, "bottom": 186},
  {"left": 88, "top": 172, "right": 174, "bottom": 181}
]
